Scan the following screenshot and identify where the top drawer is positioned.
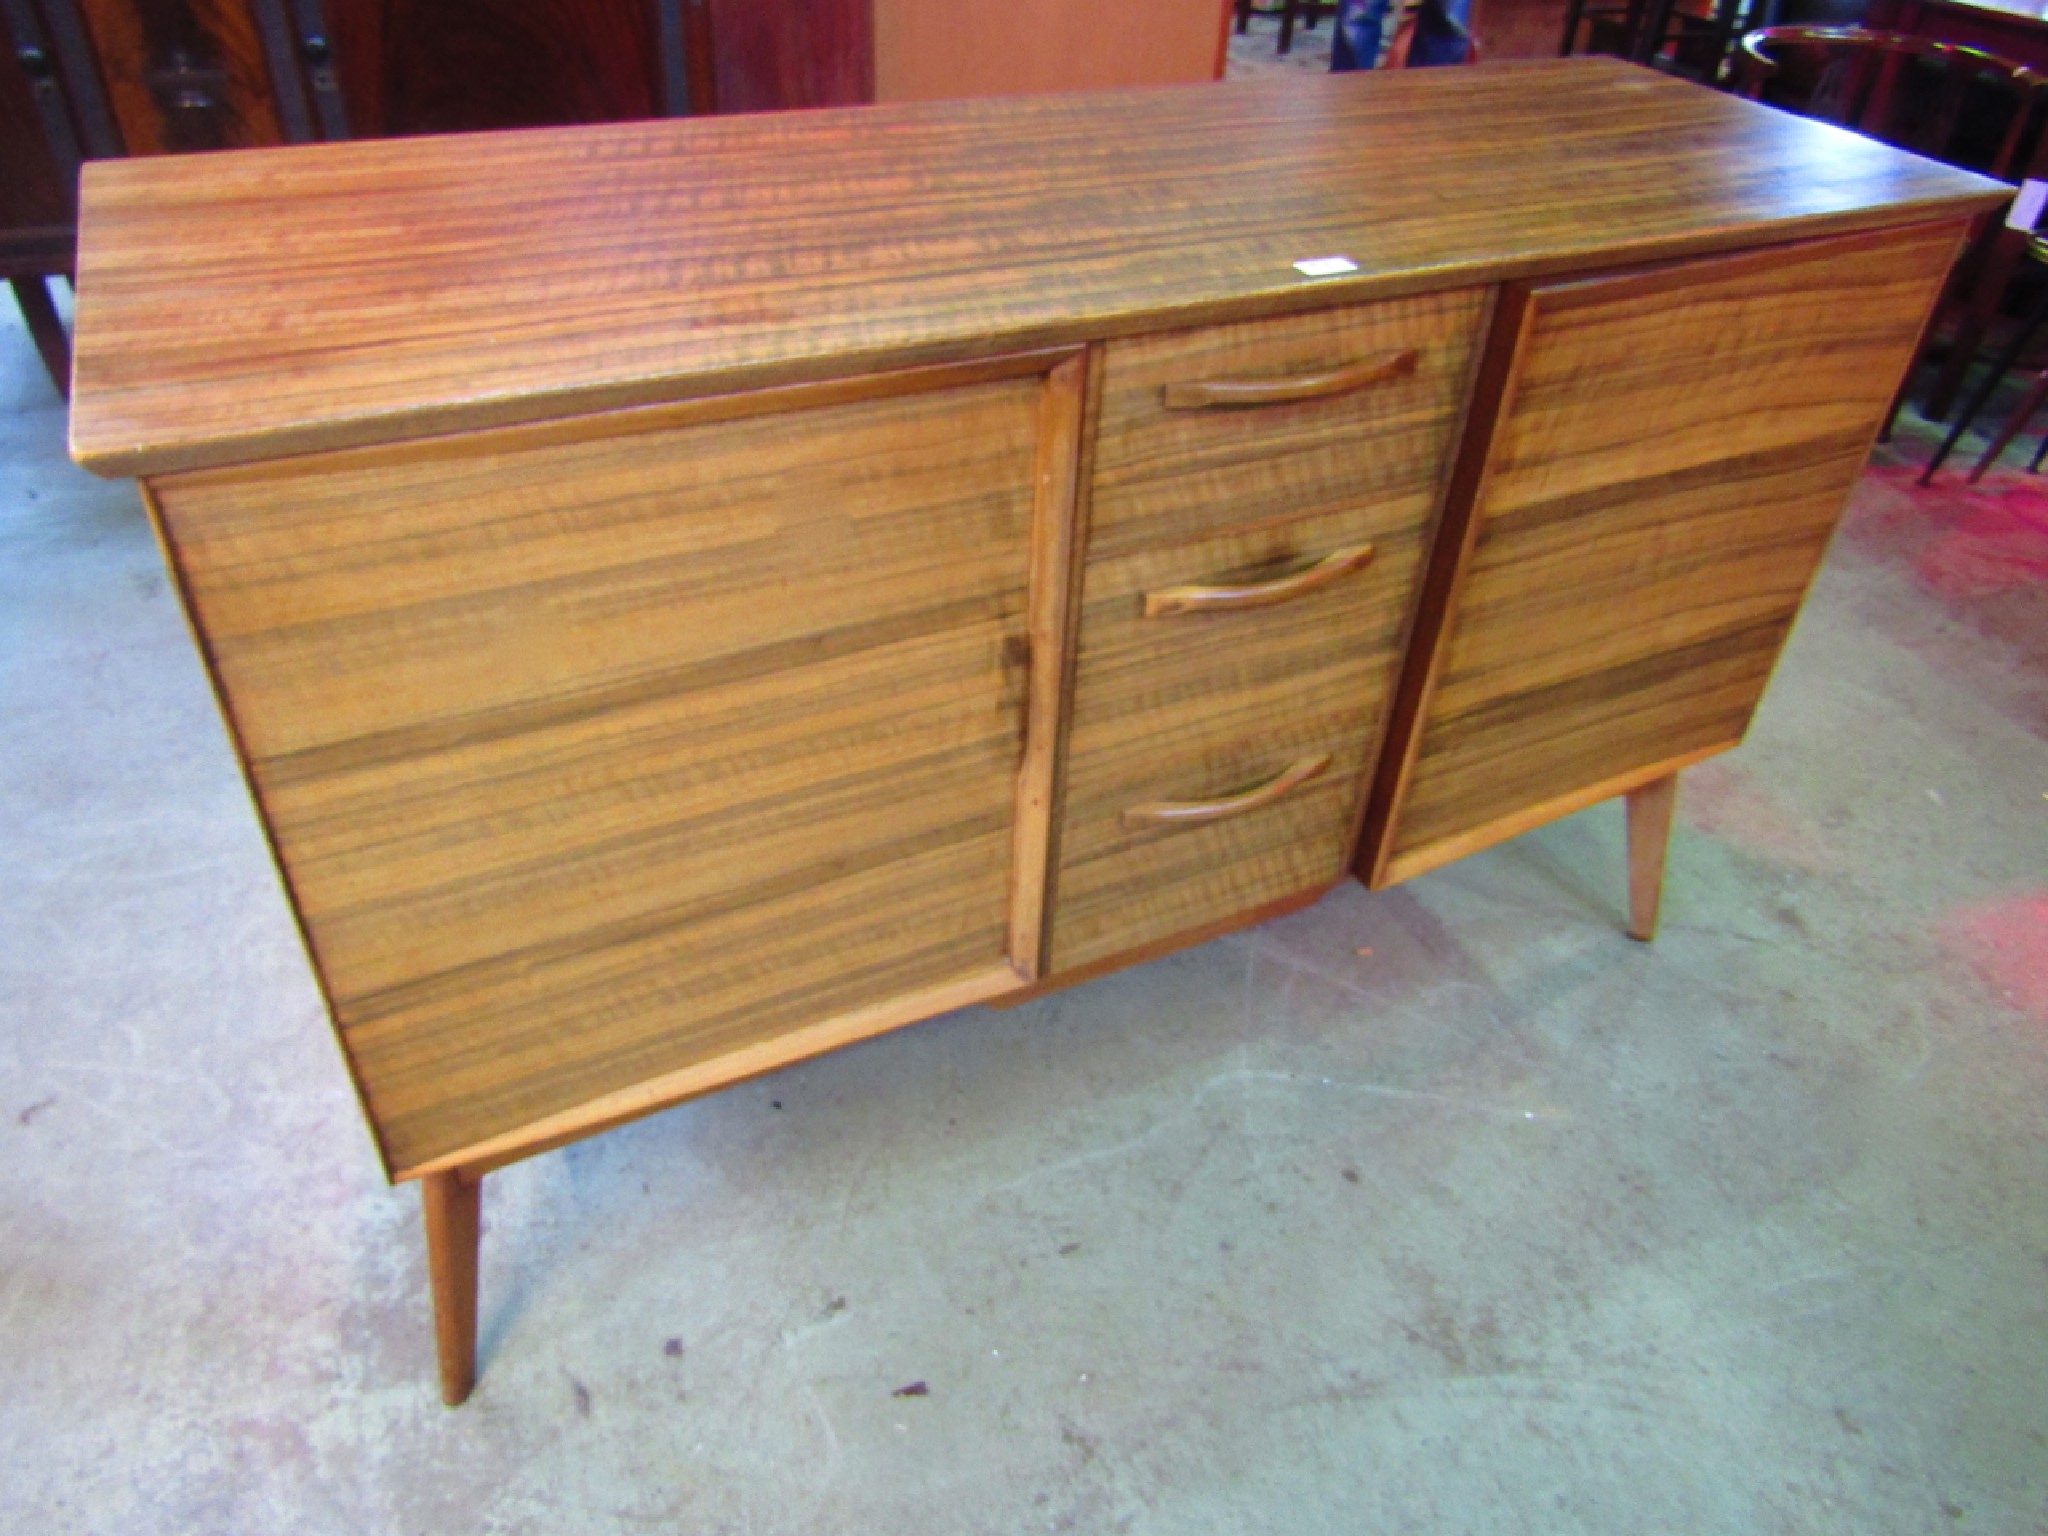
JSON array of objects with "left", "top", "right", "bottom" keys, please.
[{"left": 1088, "top": 288, "right": 1489, "bottom": 554}]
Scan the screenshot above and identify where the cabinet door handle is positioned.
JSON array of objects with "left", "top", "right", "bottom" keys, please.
[
  {"left": 1120, "top": 754, "right": 1332, "bottom": 830},
  {"left": 1160, "top": 348, "right": 1419, "bottom": 410},
  {"left": 1143, "top": 542, "right": 1375, "bottom": 618}
]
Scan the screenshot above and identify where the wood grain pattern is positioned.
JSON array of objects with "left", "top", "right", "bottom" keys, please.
[
  {"left": 68, "top": 59, "right": 2006, "bottom": 477},
  {"left": 74, "top": 0, "right": 284, "bottom": 153},
  {"left": 441, "top": 964, "right": 1022, "bottom": 1178},
  {"left": 1379, "top": 742, "right": 1731, "bottom": 887},
  {"left": 421, "top": 1168, "right": 479, "bottom": 1406},
  {"left": 989, "top": 879, "right": 1337, "bottom": 1010},
  {"left": 1365, "top": 225, "right": 1963, "bottom": 887},
  {"left": 1051, "top": 493, "right": 1446, "bottom": 972},
  {"left": 324, "top": 0, "right": 665, "bottom": 137},
  {"left": 1088, "top": 290, "right": 1487, "bottom": 554},
  {"left": 1044, "top": 290, "right": 1483, "bottom": 971},
  {"left": 1142, "top": 541, "right": 1375, "bottom": 617},
  {"left": 1008, "top": 352, "right": 1089, "bottom": 978},
  {"left": 1121, "top": 752, "right": 1332, "bottom": 828},
  {"left": 872, "top": 0, "right": 1222, "bottom": 103},
  {"left": 1159, "top": 349, "right": 1418, "bottom": 411},
  {"left": 149, "top": 359, "right": 1067, "bottom": 1178},
  {"left": 706, "top": 0, "right": 871, "bottom": 114},
  {"left": 1626, "top": 772, "right": 1678, "bottom": 941}
]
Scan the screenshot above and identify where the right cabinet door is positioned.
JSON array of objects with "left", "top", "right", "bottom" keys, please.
[{"left": 1364, "top": 223, "right": 1961, "bottom": 888}]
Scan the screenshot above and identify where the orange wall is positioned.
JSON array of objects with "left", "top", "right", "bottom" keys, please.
[{"left": 874, "top": 0, "right": 1226, "bottom": 102}]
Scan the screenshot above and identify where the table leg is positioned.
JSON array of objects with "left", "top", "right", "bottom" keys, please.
[
  {"left": 422, "top": 1168, "right": 482, "bottom": 1406},
  {"left": 1626, "top": 773, "right": 1678, "bottom": 942}
]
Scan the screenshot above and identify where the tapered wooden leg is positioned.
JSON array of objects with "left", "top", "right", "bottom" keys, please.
[
  {"left": 421, "top": 1168, "right": 481, "bottom": 1406},
  {"left": 1625, "top": 773, "right": 1678, "bottom": 942}
]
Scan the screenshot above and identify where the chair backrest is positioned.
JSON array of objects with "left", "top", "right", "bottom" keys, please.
[{"left": 1735, "top": 26, "right": 2048, "bottom": 181}]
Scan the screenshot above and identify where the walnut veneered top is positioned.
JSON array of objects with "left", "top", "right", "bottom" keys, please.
[{"left": 68, "top": 57, "right": 2005, "bottom": 476}]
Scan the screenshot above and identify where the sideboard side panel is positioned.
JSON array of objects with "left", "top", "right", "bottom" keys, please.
[{"left": 1365, "top": 222, "right": 1964, "bottom": 887}]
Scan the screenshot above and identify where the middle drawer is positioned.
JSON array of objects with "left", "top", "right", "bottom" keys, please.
[
  {"left": 1050, "top": 501, "right": 1441, "bottom": 974},
  {"left": 1046, "top": 291, "right": 1485, "bottom": 974}
]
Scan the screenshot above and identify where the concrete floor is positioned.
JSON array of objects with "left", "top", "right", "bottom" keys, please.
[{"left": 4, "top": 286, "right": 2047, "bottom": 1535}]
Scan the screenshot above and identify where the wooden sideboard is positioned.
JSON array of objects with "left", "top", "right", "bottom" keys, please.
[
  {"left": 67, "top": 58, "right": 2004, "bottom": 1405},
  {"left": 2, "top": 0, "right": 872, "bottom": 397}
]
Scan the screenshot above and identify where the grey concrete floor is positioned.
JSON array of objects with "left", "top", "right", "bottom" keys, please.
[{"left": 4, "top": 292, "right": 2047, "bottom": 1536}]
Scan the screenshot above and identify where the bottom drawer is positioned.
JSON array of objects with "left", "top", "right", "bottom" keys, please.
[{"left": 1050, "top": 503, "right": 1426, "bottom": 973}]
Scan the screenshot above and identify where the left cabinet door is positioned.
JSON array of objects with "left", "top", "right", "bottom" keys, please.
[{"left": 147, "top": 356, "right": 1082, "bottom": 1178}]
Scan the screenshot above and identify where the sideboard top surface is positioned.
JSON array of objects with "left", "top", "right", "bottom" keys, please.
[{"left": 69, "top": 57, "right": 2004, "bottom": 476}]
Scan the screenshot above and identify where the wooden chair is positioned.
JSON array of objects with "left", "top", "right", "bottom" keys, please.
[
  {"left": 1235, "top": 0, "right": 1334, "bottom": 53},
  {"left": 1918, "top": 233, "right": 2048, "bottom": 481},
  {"left": 1736, "top": 27, "right": 2048, "bottom": 429},
  {"left": 1561, "top": 0, "right": 1747, "bottom": 80}
]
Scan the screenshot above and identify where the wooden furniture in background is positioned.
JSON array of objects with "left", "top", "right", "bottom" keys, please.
[
  {"left": 1737, "top": 26, "right": 2046, "bottom": 425},
  {"left": 1867, "top": 0, "right": 2048, "bottom": 69},
  {"left": 1559, "top": 0, "right": 1748, "bottom": 77},
  {"left": 1920, "top": 228, "right": 2048, "bottom": 477},
  {"left": 324, "top": 0, "right": 675, "bottom": 136},
  {"left": 2, "top": 0, "right": 116, "bottom": 398},
  {"left": 873, "top": 0, "right": 1224, "bottom": 100},
  {"left": 1956, "top": 231, "right": 2048, "bottom": 478},
  {"left": 67, "top": 60, "right": 2000, "bottom": 1405},
  {"left": 3, "top": 0, "right": 871, "bottom": 395}
]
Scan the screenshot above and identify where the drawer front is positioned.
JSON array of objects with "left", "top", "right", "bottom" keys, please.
[
  {"left": 1088, "top": 288, "right": 1487, "bottom": 554},
  {"left": 1367, "top": 224, "right": 1963, "bottom": 885},
  {"left": 1051, "top": 499, "right": 1435, "bottom": 973},
  {"left": 152, "top": 366, "right": 1062, "bottom": 1176}
]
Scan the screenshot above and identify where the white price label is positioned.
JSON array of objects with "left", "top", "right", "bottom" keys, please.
[
  {"left": 2007, "top": 179, "right": 2046, "bottom": 231},
  {"left": 1293, "top": 255, "right": 1360, "bottom": 278}
]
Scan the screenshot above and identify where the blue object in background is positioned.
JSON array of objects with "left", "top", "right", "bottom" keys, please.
[
  {"left": 1331, "top": 0, "right": 1473, "bottom": 69},
  {"left": 1330, "top": 0, "right": 1390, "bottom": 68}
]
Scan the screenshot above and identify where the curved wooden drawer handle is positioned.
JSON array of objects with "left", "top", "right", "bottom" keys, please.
[
  {"left": 1143, "top": 542, "right": 1375, "bottom": 618},
  {"left": 1160, "top": 349, "right": 1419, "bottom": 410},
  {"left": 1120, "top": 753, "right": 1332, "bottom": 830}
]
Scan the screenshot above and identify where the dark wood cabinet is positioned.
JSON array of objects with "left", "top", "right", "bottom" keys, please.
[
  {"left": 73, "top": 0, "right": 291, "bottom": 151},
  {"left": 3, "top": 0, "right": 872, "bottom": 398},
  {"left": 327, "top": 0, "right": 675, "bottom": 137},
  {"left": 2, "top": 0, "right": 110, "bottom": 396},
  {"left": 706, "top": 0, "right": 870, "bottom": 114}
]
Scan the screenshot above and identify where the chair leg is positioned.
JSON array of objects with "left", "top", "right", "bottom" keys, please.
[
  {"left": 1923, "top": 230, "right": 2026, "bottom": 423},
  {"left": 1280, "top": 0, "right": 1299, "bottom": 52},
  {"left": 1630, "top": 0, "right": 1674, "bottom": 62},
  {"left": 422, "top": 1168, "right": 482, "bottom": 1406},
  {"left": 1236, "top": 0, "right": 1253, "bottom": 34},
  {"left": 10, "top": 276, "right": 69, "bottom": 401},
  {"left": 1625, "top": 773, "right": 1679, "bottom": 942},
  {"left": 1968, "top": 367, "right": 2048, "bottom": 482},
  {"left": 1922, "top": 294, "right": 2048, "bottom": 484}
]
